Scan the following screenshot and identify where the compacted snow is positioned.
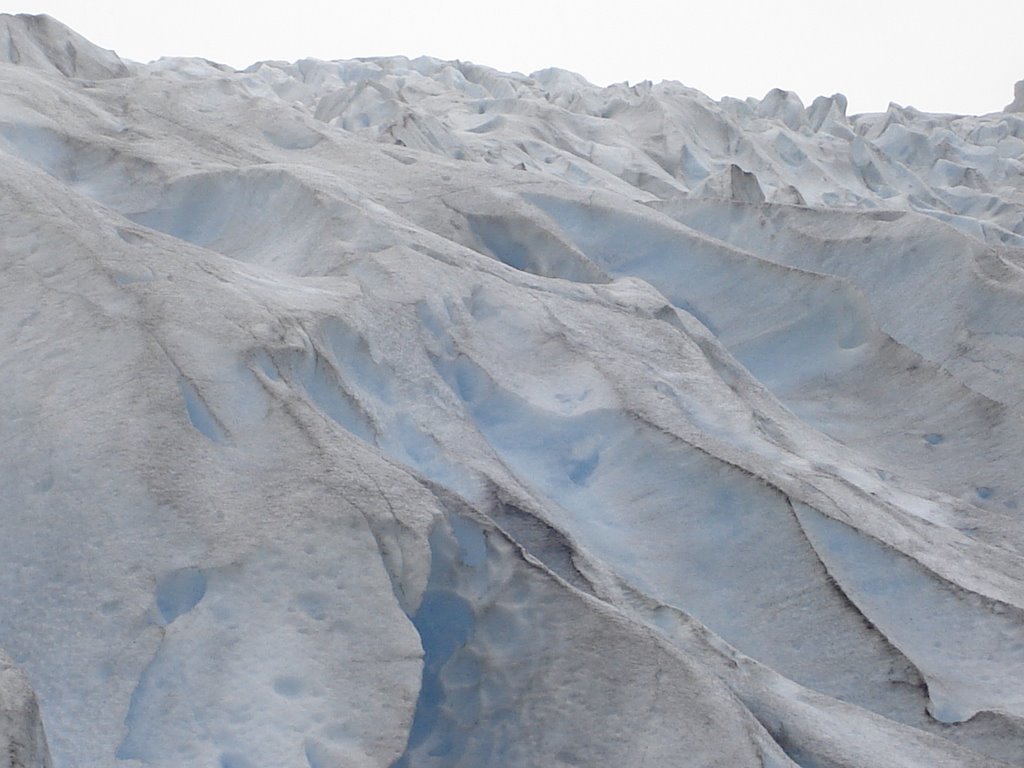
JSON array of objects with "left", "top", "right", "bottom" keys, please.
[{"left": 3, "top": 13, "right": 1024, "bottom": 768}]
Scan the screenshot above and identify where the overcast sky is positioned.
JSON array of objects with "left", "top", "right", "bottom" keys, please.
[{"left": 14, "top": 0, "right": 1024, "bottom": 115}]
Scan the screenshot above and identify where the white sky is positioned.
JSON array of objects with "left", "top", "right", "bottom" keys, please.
[{"left": 12, "top": 0, "right": 1024, "bottom": 115}]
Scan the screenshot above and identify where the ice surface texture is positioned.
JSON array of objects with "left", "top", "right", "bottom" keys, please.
[
  {"left": 3, "top": 13, "right": 1024, "bottom": 768},
  {"left": 0, "top": 651, "right": 52, "bottom": 768}
]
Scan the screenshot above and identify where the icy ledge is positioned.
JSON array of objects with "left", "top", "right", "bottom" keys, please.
[{"left": 0, "top": 651, "right": 52, "bottom": 768}]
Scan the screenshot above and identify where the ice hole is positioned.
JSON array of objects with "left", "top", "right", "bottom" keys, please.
[{"left": 155, "top": 567, "right": 207, "bottom": 624}]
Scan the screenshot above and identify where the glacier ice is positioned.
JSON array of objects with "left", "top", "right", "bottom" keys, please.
[
  {"left": 1, "top": 651, "right": 52, "bottom": 768},
  {"left": 4, "top": 12, "right": 1024, "bottom": 768}
]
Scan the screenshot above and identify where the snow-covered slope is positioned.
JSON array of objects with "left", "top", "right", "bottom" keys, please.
[{"left": 3, "top": 13, "right": 1024, "bottom": 768}]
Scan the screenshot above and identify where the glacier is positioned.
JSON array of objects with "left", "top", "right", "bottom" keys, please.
[{"left": 3, "top": 11, "right": 1024, "bottom": 767}]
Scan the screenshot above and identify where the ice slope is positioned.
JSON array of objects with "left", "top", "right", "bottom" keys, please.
[
  {"left": 0, "top": 14, "right": 127, "bottom": 80},
  {"left": 3, "top": 13, "right": 1024, "bottom": 768}
]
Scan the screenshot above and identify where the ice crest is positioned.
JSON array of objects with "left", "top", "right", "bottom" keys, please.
[
  {"left": 1006, "top": 79, "right": 1024, "bottom": 113},
  {"left": 0, "top": 14, "right": 128, "bottom": 80}
]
